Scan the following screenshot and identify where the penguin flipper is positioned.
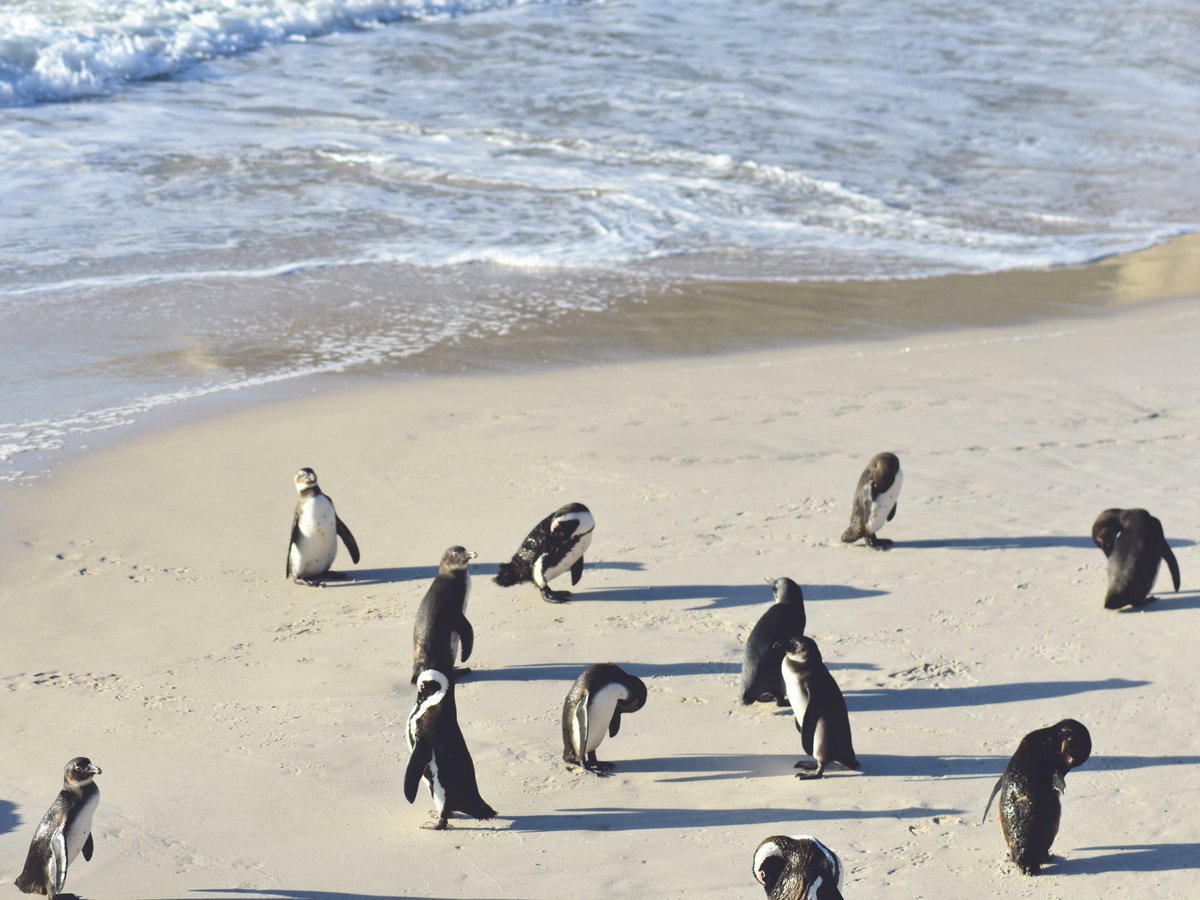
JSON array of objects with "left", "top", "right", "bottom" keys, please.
[
  {"left": 571, "top": 556, "right": 585, "bottom": 586},
  {"left": 50, "top": 826, "right": 68, "bottom": 892},
  {"left": 404, "top": 739, "right": 433, "bottom": 804},
  {"left": 1162, "top": 541, "right": 1181, "bottom": 591},
  {"left": 609, "top": 710, "right": 622, "bottom": 739},
  {"left": 574, "top": 696, "right": 589, "bottom": 759},
  {"left": 82, "top": 831, "right": 94, "bottom": 861},
  {"left": 887, "top": 501, "right": 898, "bottom": 522},
  {"left": 286, "top": 514, "right": 301, "bottom": 578},
  {"left": 981, "top": 775, "right": 1003, "bottom": 824},
  {"left": 458, "top": 617, "right": 475, "bottom": 664},
  {"left": 800, "top": 701, "right": 819, "bottom": 756},
  {"left": 336, "top": 515, "right": 361, "bottom": 564}
]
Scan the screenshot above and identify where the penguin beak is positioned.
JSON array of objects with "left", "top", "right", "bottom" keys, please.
[
  {"left": 467, "top": 550, "right": 478, "bottom": 559},
  {"left": 764, "top": 575, "right": 775, "bottom": 585},
  {"left": 88, "top": 764, "right": 102, "bottom": 775},
  {"left": 756, "top": 869, "right": 767, "bottom": 885}
]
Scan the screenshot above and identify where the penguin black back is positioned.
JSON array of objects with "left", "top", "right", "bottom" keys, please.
[
  {"left": 412, "top": 546, "right": 478, "bottom": 684},
  {"left": 741, "top": 577, "right": 806, "bottom": 706},
  {"left": 753, "top": 834, "right": 844, "bottom": 900},
  {"left": 16, "top": 757, "right": 101, "bottom": 898},
  {"left": 982, "top": 718, "right": 1091, "bottom": 875},
  {"left": 1093, "top": 508, "right": 1181, "bottom": 609}
]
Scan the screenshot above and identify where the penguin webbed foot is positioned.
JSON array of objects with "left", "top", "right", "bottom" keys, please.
[
  {"left": 422, "top": 815, "right": 449, "bottom": 831},
  {"left": 794, "top": 759, "right": 825, "bottom": 779},
  {"left": 585, "top": 753, "right": 616, "bottom": 776},
  {"left": 541, "top": 587, "right": 573, "bottom": 603},
  {"left": 453, "top": 666, "right": 473, "bottom": 680},
  {"left": 865, "top": 535, "right": 893, "bottom": 550}
]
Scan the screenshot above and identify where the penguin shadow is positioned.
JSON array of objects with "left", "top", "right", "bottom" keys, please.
[
  {"left": 1088, "top": 754, "right": 1200, "bottom": 771},
  {"left": 613, "top": 752, "right": 800, "bottom": 782},
  {"left": 578, "top": 582, "right": 884, "bottom": 609},
  {"left": 845, "top": 677, "right": 1150, "bottom": 712},
  {"left": 892, "top": 535, "right": 1102, "bottom": 550},
  {"left": 1118, "top": 589, "right": 1200, "bottom": 612},
  {"left": 1055, "top": 842, "right": 1200, "bottom": 875},
  {"left": 505, "top": 803, "right": 960, "bottom": 833},
  {"left": 467, "top": 661, "right": 740, "bottom": 683},
  {"left": 192, "top": 892, "right": 448, "bottom": 900},
  {"left": 0, "top": 798, "right": 18, "bottom": 835},
  {"left": 857, "top": 754, "right": 1006, "bottom": 781},
  {"left": 318, "top": 565, "right": 438, "bottom": 587}
]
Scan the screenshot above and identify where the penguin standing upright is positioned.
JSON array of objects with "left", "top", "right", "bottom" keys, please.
[
  {"left": 781, "top": 637, "right": 859, "bottom": 779},
  {"left": 741, "top": 577, "right": 807, "bottom": 706},
  {"left": 982, "top": 718, "right": 1092, "bottom": 875},
  {"left": 412, "top": 546, "right": 478, "bottom": 684},
  {"left": 494, "top": 502, "right": 594, "bottom": 602},
  {"left": 405, "top": 670, "right": 496, "bottom": 830},
  {"left": 286, "top": 467, "right": 360, "bottom": 584},
  {"left": 561, "top": 663, "right": 648, "bottom": 775},
  {"left": 15, "top": 757, "right": 101, "bottom": 898},
  {"left": 840, "top": 452, "right": 902, "bottom": 549},
  {"left": 752, "top": 834, "right": 845, "bottom": 900},
  {"left": 1092, "top": 508, "right": 1181, "bottom": 609}
]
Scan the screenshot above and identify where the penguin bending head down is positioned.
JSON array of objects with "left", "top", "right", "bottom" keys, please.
[
  {"left": 782, "top": 637, "right": 859, "bottom": 779},
  {"left": 16, "top": 757, "right": 102, "bottom": 898},
  {"left": 562, "top": 663, "right": 648, "bottom": 776},
  {"left": 494, "top": 502, "right": 594, "bottom": 602},
  {"left": 753, "top": 834, "right": 845, "bottom": 900},
  {"left": 412, "top": 546, "right": 478, "bottom": 685},
  {"left": 983, "top": 718, "right": 1091, "bottom": 875},
  {"left": 1092, "top": 507, "right": 1180, "bottom": 609},
  {"left": 286, "top": 467, "right": 360, "bottom": 584},
  {"left": 405, "top": 669, "right": 496, "bottom": 830},
  {"left": 740, "top": 577, "right": 807, "bottom": 706},
  {"left": 840, "top": 452, "right": 902, "bottom": 549}
]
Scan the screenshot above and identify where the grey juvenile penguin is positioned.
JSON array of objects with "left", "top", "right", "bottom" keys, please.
[
  {"left": 840, "top": 452, "right": 902, "bottom": 549},
  {"left": 15, "top": 757, "right": 101, "bottom": 898},
  {"left": 562, "top": 663, "right": 648, "bottom": 776},
  {"left": 286, "top": 467, "right": 360, "bottom": 583},
  {"left": 1092, "top": 508, "right": 1180, "bottom": 609},
  {"left": 412, "top": 546, "right": 478, "bottom": 684},
  {"left": 752, "top": 834, "right": 845, "bottom": 900},
  {"left": 741, "top": 577, "right": 807, "bottom": 706},
  {"left": 494, "top": 502, "right": 594, "bottom": 602},
  {"left": 782, "top": 637, "right": 859, "bottom": 778}
]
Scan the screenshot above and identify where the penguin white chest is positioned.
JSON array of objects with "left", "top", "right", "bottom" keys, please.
[
  {"left": 426, "top": 753, "right": 446, "bottom": 811},
  {"left": 781, "top": 663, "right": 810, "bottom": 725},
  {"left": 867, "top": 469, "right": 903, "bottom": 534},
  {"left": 582, "top": 682, "right": 628, "bottom": 753},
  {"left": 64, "top": 790, "right": 98, "bottom": 864},
  {"left": 292, "top": 495, "right": 338, "bottom": 576},
  {"left": 539, "top": 527, "right": 594, "bottom": 585}
]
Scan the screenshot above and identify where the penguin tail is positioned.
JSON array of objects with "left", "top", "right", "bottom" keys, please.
[
  {"left": 469, "top": 800, "right": 497, "bottom": 820},
  {"left": 493, "top": 561, "right": 523, "bottom": 587}
]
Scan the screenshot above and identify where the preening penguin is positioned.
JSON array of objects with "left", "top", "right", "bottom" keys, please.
[
  {"left": 412, "top": 546, "right": 478, "bottom": 684},
  {"left": 1092, "top": 508, "right": 1181, "bottom": 609},
  {"left": 405, "top": 669, "right": 496, "bottom": 830},
  {"left": 840, "top": 452, "right": 902, "bottom": 549},
  {"left": 286, "top": 467, "right": 360, "bottom": 584},
  {"left": 562, "top": 663, "right": 648, "bottom": 775},
  {"left": 741, "top": 577, "right": 807, "bottom": 706},
  {"left": 753, "top": 834, "right": 844, "bottom": 900},
  {"left": 494, "top": 502, "right": 595, "bottom": 602},
  {"left": 15, "top": 757, "right": 101, "bottom": 898},
  {"left": 782, "top": 637, "right": 859, "bottom": 779},
  {"left": 982, "top": 718, "right": 1091, "bottom": 875}
]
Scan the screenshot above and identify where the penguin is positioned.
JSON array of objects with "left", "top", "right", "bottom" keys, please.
[
  {"left": 286, "top": 467, "right": 360, "bottom": 584},
  {"left": 982, "top": 718, "right": 1092, "bottom": 875},
  {"left": 752, "top": 834, "right": 844, "bottom": 900},
  {"left": 741, "top": 577, "right": 807, "bottom": 706},
  {"left": 412, "top": 546, "right": 478, "bottom": 685},
  {"left": 781, "top": 637, "right": 859, "bottom": 778},
  {"left": 494, "top": 502, "right": 595, "bottom": 602},
  {"left": 405, "top": 669, "right": 496, "bottom": 830},
  {"left": 840, "top": 452, "right": 902, "bottom": 549},
  {"left": 15, "top": 757, "right": 101, "bottom": 898},
  {"left": 1091, "top": 508, "right": 1181, "bottom": 609},
  {"left": 561, "top": 663, "right": 648, "bottom": 776}
]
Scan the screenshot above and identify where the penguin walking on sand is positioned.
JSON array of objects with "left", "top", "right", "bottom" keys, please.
[
  {"left": 562, "top": 663, "right": 648, "bottom": 776},
  {"left": 494, "top": 502, "right": 594, "bottom": 602},
  {"left": 286, "top": 467, "right": 360, "bottom": 584},
  {"left": 782, "top": 637, "right": 859, "bottom": 779},
  {"left": 15, "top": 757, "right": 101, "bottom": 898},
  {"left": 412, "top": 546, "right": 478, "bottom": 684},
  {"left": 840, "top": 452, "right": 902, "bottom": 549},
  {"left": 982, "top": 718, "right": 1091, "bottom": 875},
  {"left": 405, "top": 669, "right": 496, "bottom": 830},
  {"left": 753, "top": 834, "right": 844, "bottom": 900},
  {"left": 1092, "top": 508, "right": 1181, "bottom": 609},
  {"left": 741, "top": 577, "right": 807, "bottom": 706}
]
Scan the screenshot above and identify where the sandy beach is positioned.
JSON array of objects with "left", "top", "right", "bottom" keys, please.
[{"left": 1, "top": 291, "right": 1198, "bottom": 899}]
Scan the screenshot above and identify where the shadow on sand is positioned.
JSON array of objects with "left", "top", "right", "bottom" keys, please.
[
  {"left": 0, "top": 799, "right": 18, "bottom": 836},
  {"left": 579, "top": 582, "right": 884, "bottom": 609},
  {"left": 193, "top": 892, "right": 450, "bottom": 900},
  {"left": 467, "top": 661, "right": 740, "bottom": 683},
  {"left": 1119, "top": 589, "right": 1200, "bottom": 613},
  {"left": 846, "top": 677, "right": 1149, "bottom": 712},
  {"left": 1056, "top": 843, "right": 1200, "bottom": 875}
]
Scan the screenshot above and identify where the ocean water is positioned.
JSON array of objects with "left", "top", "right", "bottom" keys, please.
[{"left": 2, "top": 0, "right": 1199, "bottom": 480}]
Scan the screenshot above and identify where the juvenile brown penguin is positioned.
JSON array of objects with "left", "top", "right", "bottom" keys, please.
[
  {"left": 982, "top": 718, "right": 1092, "bottom": 875},
  {"left": 752, "top": 834, "right": 844, "bottom": 899},
  {"left": 782, "top": 637, "right": 859, "bottom": 778},
  {"left": 412, "top": 546, "right": 478, "bottom": 684},
  {"left": 1092, "top": 508, "right": 1180, "bottom": 609},
  {"left": 15, "top": 757, "right": 101, "bottom": 898},
  {"left": 840, "top": 452, "right": 902, "bottom": 549}
]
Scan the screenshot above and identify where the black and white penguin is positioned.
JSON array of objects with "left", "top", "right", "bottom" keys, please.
[
  {"left": 286, "top": 467, "right": 360, "bottom": 584},
  {"left": 840, "top": 452, "right": 902, "bottom": 549},
  {"left": 752, "top": 834, "right": 845, "bottom": 900},
  {"left": 561, "top": 663, "right": 648, "bottom": 776},
  {"left": 412, "top": 546, "right": 478, "bottom": 684},
  {"left": 982, "top": 718, "right": 1092, "bottom": 875},
  {"left": 15, "top": 757, "right": 101, "bottom": 898},
  {"left": 1092, "top": 508, "right": 1181, "bottom": 609},
  {"left": 405, "top": 669, "right": 496, "bottom": 830},
  {"left": 741, "top": 577, "right": 807, "bottom": 706},
  {"left": 781, "top": 637, "right": 859, "bottom": 779},
  {"left": 494, "top": 502, "right": 595, "bottom": 602}
]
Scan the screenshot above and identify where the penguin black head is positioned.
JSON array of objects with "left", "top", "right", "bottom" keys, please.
[
  {"left": 550, "top": 502, "right": 593, "bottom": 537},
  {"left": 1053, "top": 718, "right": 1092, "bottom": 771},
  {"left": 784, "top": 636, "right": 821, "bottom": 666},
  {"left": 415, "top": 670, "right": 450, "bottom": 705},
  {"left": 63, "top": 757, "right": 101, "bottom": 789},
  {"left": 439, "top": 546, "right": 478, "bottom": 573},
  {"left": 1091, "top": 508, "right": 1122, "bottom": 555},
  {"left": 766, "top": 576, "right": 803, "bottom": 604},
  {"left": 294, "top": 467, "right": 318, "bottom": 492},
  {"left": 753, "top": 840, "right": 788, "bottom": 893}
]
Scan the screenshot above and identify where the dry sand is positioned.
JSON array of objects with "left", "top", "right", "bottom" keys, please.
[{"left": 1, "top": 294, "right": 1197, "bottom": 899}]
